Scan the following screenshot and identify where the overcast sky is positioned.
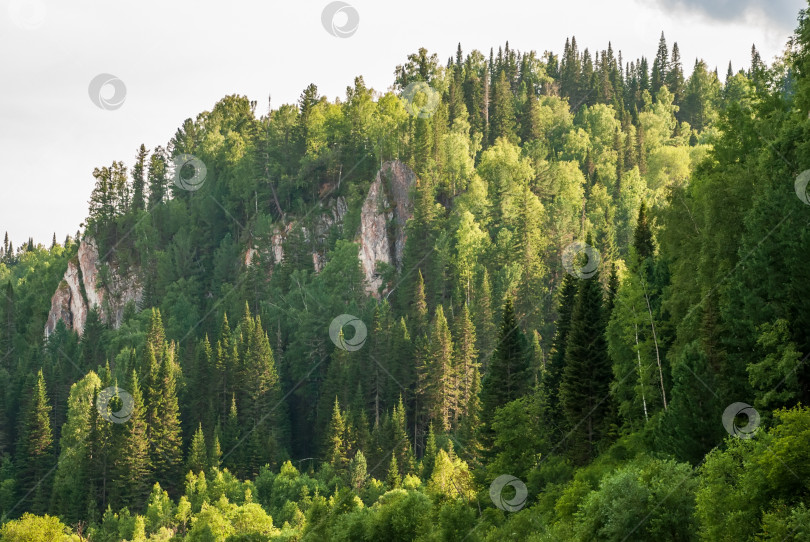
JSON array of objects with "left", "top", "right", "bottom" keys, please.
[{"left": 1, "top": 0, "right": 805, "bottom": 246}]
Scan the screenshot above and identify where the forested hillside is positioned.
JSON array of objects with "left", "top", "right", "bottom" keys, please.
[{"left": 1, "top": 5, "right": 810, "bottom": 540}]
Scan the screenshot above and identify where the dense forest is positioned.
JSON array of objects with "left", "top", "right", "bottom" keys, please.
[{"left": 1, "top": 5, "right": 810, "bottom": 540}]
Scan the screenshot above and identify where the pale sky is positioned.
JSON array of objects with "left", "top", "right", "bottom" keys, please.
[{"left": 1, "top": 0, "right": 805, "bottom": 246}]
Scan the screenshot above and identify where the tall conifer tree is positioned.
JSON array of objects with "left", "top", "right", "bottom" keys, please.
[{"left": 559, "top": 253, "right": 612, "bottom": 465}]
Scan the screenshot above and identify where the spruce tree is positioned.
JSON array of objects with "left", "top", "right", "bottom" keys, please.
[
  {"left": 491, "top": 71, "right": 517, "bottom": 144},
  {"left": 606, "top": 263, "right": 620, "bottom": 316},
  {"left": 453, "top": 303, "right": 478, "bottom": 422},
  {"left": 116, "top": 371, "right": 150, "bottom": 509},
  {"left": 16, "top": 370, "right": 54, "bottom": 514},
  {"left": 391, "top": 396, "right": 415, "bottom": 475},
  {"left": 412, "top": 271, "right": 430, "bottom": 452},
  {"left": 209, "top": 432, "right": 222, "bottom": 472},
  {"left": 480, "top": 298, "right": 530, "bottom": 447},
  {"left": 666, "top": 43, "right": 686, "bottom": 106},
  {"left": 326, "top": 397, "right": 348, "bottom": 474},
  {"left": 239, "top": 312, "right": 283, "bottom": 470},
  {"left": 221, "top": 395, "right": 241, "bottom": 475},
  {"left": 131, "top": 144, "right": 148, "bottom": 212},
  {"left": 427, "top": 306, "right": 455, "bottom": 432},
  {"left": 188, "top": 336, "right": 215, "bottom": 433},
  {"left": 215, "top": 314, "right": 237, "bottom": 421},
  {"left": 651, "top": 32, "right": 669, "bottom": 97},
  {"left": 349, "top": 404, "right": 371, "bottom": 459},
  {"left": 559, "top": 257, "right": 612, "bottom": 465},
  {"left": 473, "top": 269, "right": 496, "bottom": 372},
  {"left": 386, "top": 453, "right": 401, "bottom": 488},
  {"left": 187, "top": 424, "right": 208, "bottom": 475},
  {"left": 457, "top": 365, "right": 482, "bottom": 464},
  {"left": 147, "top": 146, "right": 168, "bottom": 210},
  {"left": 142, "top": 312, "right": 182, "bottom": 494},
  {"left": 0, "top": 282, "right": 14, "bottom": 368},
  {"left": 391, "top": 317, "right": 414, "bottom": 421},
  {"left": 80, "top": 307, "right": 106, "bottom": 371},
  {"left": 421, "top": 422, "right": 438, "bottom": 479},
  {"left": 633, "top": 202, "right": 654, "bottom": 262},
  {"left": 463, "top": 55, "right": 487, "bottom": 142},
  {"left": 521, "top": 90, "right": 543, "bottom": 142},
  {"left": 368, "top": 301, "right": 394, "bottom": 426},
  {"left": 412, "top": 270, "right": 429, "bottom": 336}
]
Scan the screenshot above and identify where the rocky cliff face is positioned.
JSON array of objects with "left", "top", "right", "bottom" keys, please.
[
  {"left": 44, "top": 238, "right": 143, "bottom": 337},
  {"left": 241, "top": 161, "right": 416, "bottom": 296},
  {"left": 358, "top": 161, "right": 416, "bottom": 296},
  {"left": 44, "top": 260, "right": 85, "bottom": 336},
  {"left": 244, "top": 196, "right": 348, "bottom": 269}
]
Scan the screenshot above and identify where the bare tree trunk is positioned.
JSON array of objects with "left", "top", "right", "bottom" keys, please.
[
  {"left": 643, "top": 285, "right": 667, "bottom": 410},
  {"left": 374, "top": 365, "right": 380, "bottom": 427},
  {"left": 632, "top": 307, "right": 649, "bottom": 422}
]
